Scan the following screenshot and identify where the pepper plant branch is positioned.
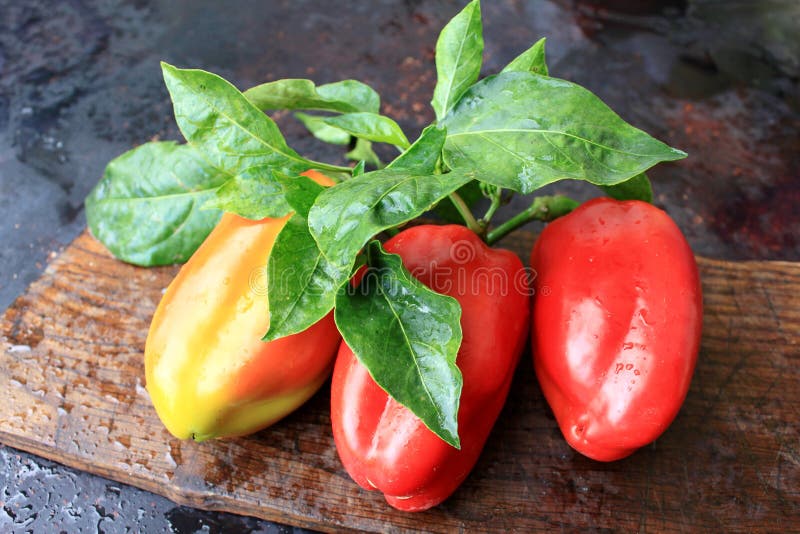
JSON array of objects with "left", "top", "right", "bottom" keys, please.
[
  {"left": 362, "top": 143, "right": 385, "bottom": 169},
  {"left": 486, "top": 195, "right": 579, "bottom": 245},
  {"left": 308, "top": 159, "right": 355, "bottom": 174},
  {"left": 449, "top": 191, "right": 483, "bottom": 234},
  {"left": 480, "top": 187, "right": 503, "bottom": 226}
]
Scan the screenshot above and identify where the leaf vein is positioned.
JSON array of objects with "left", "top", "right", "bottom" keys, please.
[
  {"left": 380, "top": 284, "right": 440, "bottom": 417},
  {"left": 186, "top": 86, "right": 308, "bottom": 167},
  {"left": 448, "top": 128, "right": 669, "bottom": 158}
]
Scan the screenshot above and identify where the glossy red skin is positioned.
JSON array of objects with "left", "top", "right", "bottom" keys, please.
[
  {"left": 331, "top": 225, "right": 530, "bottom": 511},
  {"left": 531, "top": 198, "right": 702, "bottom": 461}
]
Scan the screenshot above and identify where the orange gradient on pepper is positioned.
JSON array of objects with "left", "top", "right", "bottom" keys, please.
[{"left": 144, "top": 170, "right": 341, "bottom": 440}]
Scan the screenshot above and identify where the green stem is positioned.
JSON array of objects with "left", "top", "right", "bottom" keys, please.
[
  {"left": 359, "top": 142, "right": 385, "bottom": 169},
  {"left": 449, "top": 191, "right": 482, "bottom": 234},
  {"left": 367, "top": 147, "right": 386, "bottom": 169},
  {"left": 308, "top": 159, "right": 355, "bottom": 174},
  {"left": 481, "top": 189, "right": 502, "bottom": 226},
  {"left": 486, "top": 195, "right": 579, "bottom": 245}
]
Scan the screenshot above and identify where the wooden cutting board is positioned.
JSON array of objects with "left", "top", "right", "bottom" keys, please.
[{"left": 1, "top": 229, "right": 798, "bottom": 532}]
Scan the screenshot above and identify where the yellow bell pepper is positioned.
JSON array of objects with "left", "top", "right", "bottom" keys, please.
[{"left": 144, "top": 171, "right": 341, "bottom": 440}]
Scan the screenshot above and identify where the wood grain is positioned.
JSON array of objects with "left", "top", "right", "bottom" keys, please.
[{"left": 1, "top": 229, "right": 798, "bottom": 532}]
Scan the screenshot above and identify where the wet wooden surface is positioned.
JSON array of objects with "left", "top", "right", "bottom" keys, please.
[{"left": 1, "top": 229, "right": 798, "bottom": 531}]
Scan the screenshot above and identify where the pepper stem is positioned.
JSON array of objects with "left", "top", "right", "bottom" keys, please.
[
  {"left": 486, "top": 195, "right": 579, "bottom": 245},
  {"left": 449, "top": 192, "right": 483, "bottom": 235},
  {"left": 480, "top": 186, "right": 503, "bottom": 226}
]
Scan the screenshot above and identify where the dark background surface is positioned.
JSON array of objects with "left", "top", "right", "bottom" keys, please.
[{"left": 1, "top": 0, "right": 797, "bottom": 531}]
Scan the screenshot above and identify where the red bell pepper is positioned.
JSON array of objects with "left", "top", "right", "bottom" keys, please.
[
  {"left": 530, "top": 198, "right": 702, "bottom": 461},
  {"left": 331, "top": 224, "right": 530, "bottom": 511}
]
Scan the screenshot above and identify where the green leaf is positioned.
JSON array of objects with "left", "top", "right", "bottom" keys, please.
[
  {"left": 442, "top": 71, "right": 688, "bottom": 194},
  {"left": 244, "top": 78, "right": 380, "bottom": 113},
  {"left": 323, "top": 112, "right": 410, "bottom": 149},
  {"left": 346, "top": 138, "right": 383, "bottom": 168},
  {"left": 278, "top": 174, "right": 325, "bottom": 216},
  {"left": 294, "top": 112, "right": 351, "bottom": 145},
  {"left": 161, "top": 63, "right": 314, "bottom": 178},
  {"left": 264, "top": 213, "right": 340, "bottom": 341},
  {"left": 265, "top": 219, "right": 335, "bottom": 341},
  {"left": 601, "top": 172, "right": 653, "bottom": 202},
  {"left": 501, "top": 37, "right": 548, "bottom": 76},
  {"left": 307, "top": 168, "right": 476, "bottom": 289},
  {"left": 203, "top": 168, "right": 290, "bottom": 219},
  {"left": 352, "top": 160, "right": 366, "bottom": 177},
  {"left": 335, "top": 241, "right": 463, "bottom": 448},
  {"left": 387, "top": 125, "right": 446, "bottom": 174},
  {"left": 86, "top": 141, "right": 226, "bottom": 266},
  {"left": 264, "top": 174, "right": 337, "bottom": 340},
  {"left": 431, "top": 0, "right": 484, "bottom": 121}
]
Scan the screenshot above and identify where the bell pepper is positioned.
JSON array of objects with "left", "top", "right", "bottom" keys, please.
[
  {"left": 145, "top": 170, "right": 342, "bottom": 440},
  {"left": 530, "top": 198, "right": 702, "bottom": 461},
  {"left": 330, "top": 224, "right": 530, "bottom": 511}
]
